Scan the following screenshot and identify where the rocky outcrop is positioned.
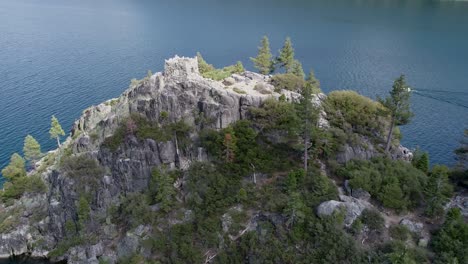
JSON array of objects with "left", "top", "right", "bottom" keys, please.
[
  {"left": 317, "top": 195, "right": 374, "bottom": 227},
  {"left": 445, "top": 191, "right": 468, "bottom": 217},
  {"left": 0, "top": 55, "right": 413, "bottom": 262},
  {"left": 0, "top": 56, "right": 332, "bottom": 262}
]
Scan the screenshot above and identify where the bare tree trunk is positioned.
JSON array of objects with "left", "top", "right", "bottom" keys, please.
[
  {"left": 385, "top": 116, "right": 396, "bottom": 154},
  {"left": 56, "top": 137, "right": 61, "bottom": 148},
  {"left": 250, "top": 163, "right": 257, "bottom": 185}
]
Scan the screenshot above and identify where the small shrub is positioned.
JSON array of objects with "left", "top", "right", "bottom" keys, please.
[
  {"left": 233, "top": 87, "right": 246, "bottom": 94},
  {"left": 61, "top": 155, "right": 104, "bottom": 181},
  {"left": 389, "top": 224, "right": 410, "bottom": 241},
  {"left": 324, "top": 90, "right": 387, "bottom": 137},
  {"left": 360, "top": 209, "right": 384, "bottom": 231},
  {"left": 197, "top": 53, "right": 245, "bottom": 81},
  {"left": 270, "top": 73, "right": 305, "bottom": 92},
  {"left": 253, "top": 83, "right": 272, "bottom": 94}
]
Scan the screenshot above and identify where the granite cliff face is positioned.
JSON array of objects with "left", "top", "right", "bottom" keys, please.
[
  {"left": 0, "top": 56, "right": 415, "bottom": 263},
  {"left": 0, "top": 56, "right": 305, "bottom": 262}
]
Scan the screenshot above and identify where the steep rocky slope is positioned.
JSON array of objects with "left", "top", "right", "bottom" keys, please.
[{"left": 0, "top": 56, "right": 418, "bottom": 263}]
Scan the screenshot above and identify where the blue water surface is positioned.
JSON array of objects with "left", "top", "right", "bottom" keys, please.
[{"left": 1, "top": 0, "right": 468, "bottom": 184}]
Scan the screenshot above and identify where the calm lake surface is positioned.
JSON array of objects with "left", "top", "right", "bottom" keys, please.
[{"left": 1, "top": 0, "right": 468, "bottom": 184}]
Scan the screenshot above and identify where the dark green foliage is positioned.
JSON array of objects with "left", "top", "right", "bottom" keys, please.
[
  {"left": 389, "top": 225, "right": 411, "bottom": 241},
  {"left": 201, "top": 120, "right": 298, "bottom": 175},
  {"left": 0, "top": 153, "right": 46, "bottom": 202},
  {"left": 1, "top": 175, "right": 46, "bottom": 202},
  {"left": 77, "top": 196, "right": 90, "bottom": 231},
  {"left": 412, "top": 150, "right": 429, "bottom": 173},
  {"left": 249, "top": 98, "right": 300, "bottom": 135},
  {"left": 186, "top": 162, "right": 240, "bottom": 216},
  {"left": 424, "top": 165, "right": 453, "bottom": 217},
  {"left": 102, "top": 114, "right": 192, "bottom": 152},
  {"left": 149, "top": 169, "right": 177, "bottom": 213},
  {"left": 277, "top": 37, "right": 295, "bottom": 73},
  {"left": 113, "top": 192, "right": 153, "bottom": 229},
  {"left": 217, "top": 215, "right": 365, "bottom": 264},
  {"left": 338, "top": 157, "right": 427, "bottom": 210},
  {"left": 431, "top": 208, "right": 468, "bottom": 264},
  {"left": 270, "top": 73, "right": 305, "bottom": 92},
  {"left": 148, "top": 223, "right": 203, "bottom": 264},
  {"left": 60, "top": 155, "right": 104, "bottom": 189},
  {"left": 325, "top": 90, "right": 387, "bottom": 137},
  {"left": 379, "top": 75, "right": 413, "bottom": 153},
  {"left": 359, "top": 209, "right": 385, "bottom": 232},
  {"left": 375, "top": 241, "right": 429, "bottom": 264},
  {"left": 306, "top": 70, "right": 322, "bottom": 94}
]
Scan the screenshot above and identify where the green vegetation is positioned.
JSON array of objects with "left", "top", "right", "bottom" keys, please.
[
  {"left": 49, "top": 115, "right": 65, "bottom": 147},
  {"left": 270, "top": 73, "right": 305, "bottom": 92},
  {"left": 232, "top": 87, "right": 246, "bottom": 94},
  {"left": 61, "top": 155, "right": 104, "bottom": 181},
  {"left": 424, "top": 165, "right": 453, "bottom": 217},
  {"left": 150, "top": 168, "right": 176, "bottom": 213},
  {"left": 338, "top": 157, "right": 427, "bottom": 210},
  {"left": 412, "top": 149, "right": 430, "bottom": 173},
  {"left": 389, "top": 224, "right": 411, "bottom": 241},
  {"left": 23, "top": 135, "right": 42, "bottom": 164},
  {"left": 431, "top": 208, "right": 468, "bottom": 264},
  {"left": 291, "top": 59, "right": 305, "bottom": 79},
  {"left": 250, "top": 36, "right": 274, "bottom": 74},
  {"left": 1, "top": 45, "right": 464, "bottom": 264},
  {"left": 253, "top": 83, "right": 272, "bottom": 94},
  {"left": 378, "top": 75, "right": 413, "bottom": 153},
  {"left": 359, "top": 209, "right": 385, "bottom": 232},
  {"left": 325, "top": 90, "right": 387, "bottom": 137},
  {"left": 0, "top": 153, "right": 46, "bottom": 202},
  {"left": 102, "top": 114, "right": 192, "bottom": 152},
  {"left": 277, "top": 37, "right": 295, "bottom": 73},
  {"left": 197, "top": 52, "right": 244, "bottom": 81},
  {"left": 1, "top": 153, "right": 26, "bottom": 181}
]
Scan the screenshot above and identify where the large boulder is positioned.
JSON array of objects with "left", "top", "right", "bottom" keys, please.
[
  {"left": 400, "top": 219, "right": 424, "bottom": 235},
  {"left": 317, "top": 195, "right": 373, "bottom": 226}
]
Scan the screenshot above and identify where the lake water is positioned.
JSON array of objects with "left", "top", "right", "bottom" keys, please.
[{"left": 1, "top": 0, "right": 468, "bottom": 184}]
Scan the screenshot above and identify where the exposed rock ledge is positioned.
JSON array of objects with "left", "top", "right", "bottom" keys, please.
[{"left": 0, "top": 55, "right": 410, "bottom": 263}]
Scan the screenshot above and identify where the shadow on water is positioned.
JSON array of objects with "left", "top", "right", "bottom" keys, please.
[{"left": 0, "top": 256, "right": 66, "bottom": 264}]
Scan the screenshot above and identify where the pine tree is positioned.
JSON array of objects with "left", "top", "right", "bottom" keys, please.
[
  {"left": 413, "top": 151, "right": 429, "bottom": 174},
  {"left": 291, "top": 59, "right": 305, "bottom": 79},
  {"left": 152, "top": 169, "right": 176, "bottom": 213},
  {"left": 250, "top": 36, "right": 273, "bottom": 74},
  {"left": 306, "top": 70, "right": 321, "bottom": 94},
  {"left": 379, "top": 75, "right": 413, "bottom": 153},
  {"left": 1, "top": 153, "right": 26, "bottom": 181},
  {"left": 23, "top": 135, "right": 41, "bottom": 163},
  {"left": 296, "top": 81, "right": 317, "bottom": 172},
  {"left": 49, "top": 115, "right": 65, "bottom": 147},
  {"left": 424, "top": 165, "right": 453, "bottom": 217},
  {"left": 277, "top": 37, "right": 295, "bottom": 73},
  {"left": 77, "top": 196, "right": 90, "bottom": 231}
]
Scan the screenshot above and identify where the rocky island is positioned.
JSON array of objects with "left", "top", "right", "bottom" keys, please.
[{"left": 0, "top": 53, "right": 466, "bottom": 264}]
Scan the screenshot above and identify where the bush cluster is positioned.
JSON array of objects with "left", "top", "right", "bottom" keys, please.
[{"left": 338, "top": 157, "right": 427, "bottom": 210}]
